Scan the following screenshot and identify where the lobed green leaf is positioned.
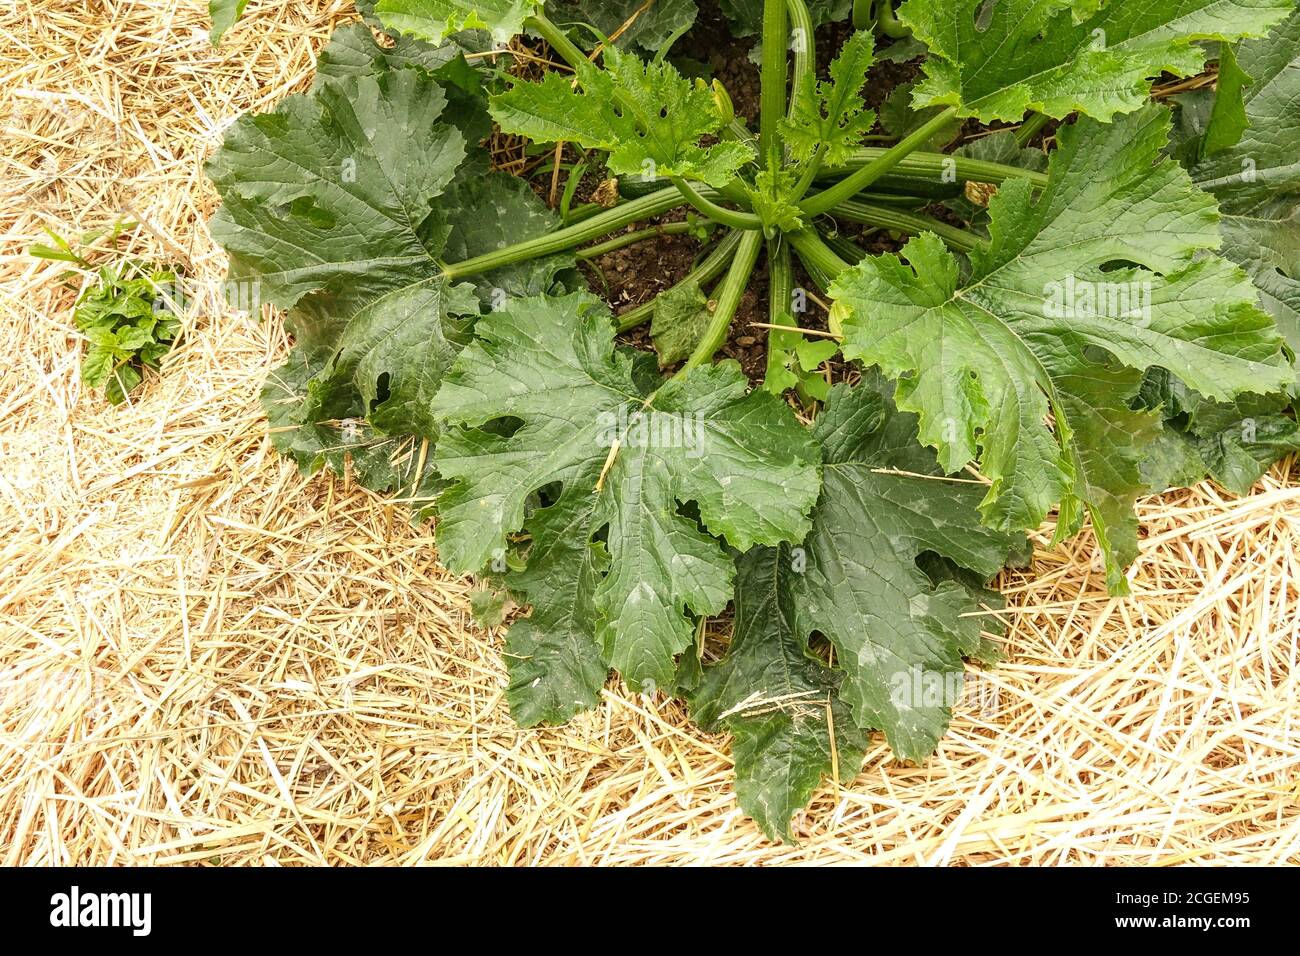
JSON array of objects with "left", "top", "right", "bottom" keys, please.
[
  {"left": 831, "top": 105, "right": 1292, "bottom": 591},
  {"left": 900, "top": 0, "right": 1296, "bottom": 122}
]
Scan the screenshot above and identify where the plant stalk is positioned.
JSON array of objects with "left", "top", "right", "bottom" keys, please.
[
  {"left": 762, "top": 239, "right": 796, "bottom": 389},
  {"left": 1015, "top": 112, "right": 1051, "bottom": 147},
  {"left": 823, "top": 232, "right": 868, "bottom": 264},
  {"left": 852, "top": 0, "right": 877, "bottom": 31},
  {"left": 442, "top": 186, "right": 703, "bottom": 280},
  {"left": 524, "top": 13, "right": 593, "bottom": 76},
  {"left": 616, "top": 230, "right": 744, "bottom": 331},
  {"left": 575, "top": 221, "right": 707, "bottom": 260},
  {"left": 877, "top": 0, "right": 911, "bottom": 38},
  {"left": 833, "top": 199, "right": 985, "bottom": 252},
  {"left": 760, "top": 0, "right": 788, "bottom": 162},
  {"left": 671, "top": 178, "right": 764, "bottom": 231},
  {"left": 791, "top": 144, "right": 825, "bottom": 202},
  {"left": 786, "top": 0, "right": 816, "bottom": 120},
  {"left": 681, "top": 230, "right": 764, "bottom": 371},
  {"left": 823, "top": 149, "right": 1049, "bottom": 189},
  {"left": 800, "top": 106, "right": 960, "bottom": 215},
  {"left": 789, "top": 228, "right": 851, "bottom": 283}
]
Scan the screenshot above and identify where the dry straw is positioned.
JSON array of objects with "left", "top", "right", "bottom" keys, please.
[{"left": 1, "top": 0, "right": 1297, "bottom": 866}]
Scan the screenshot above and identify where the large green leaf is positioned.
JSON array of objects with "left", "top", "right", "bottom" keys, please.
[
  {"left": 499, "top": 461, "right": 610, "bottom": 726},
  {"left": 210, "top": 27, "right": 574, "bottom": 512},
  {"left": 317, "top": 19, "right": 463, "bottom": 80},
  {"left": 490, "top": 46, "right": 754, "bottom": 187},
  {"left": 781, "top": 30, "right": 877, "bottom": 167},
  {"left": 1138, "top": 370, "right": 1300, "bottom": 495},
  {"left": 314, "top": 22, "right": 496, "bottom": 148},
  {"left": 208, "top": 40, "right": 476, "bottom": 495},
  {"left": 691, "top": 546, "right": 870, "bottom": 844},
  {"left": 374, "top": 0, "right": 543, "bottom": 44},
  {"left": 262, "top": 345, "right": 445, "bottom": 519},
  {"left": 298, "top": 279, "right": 479, "bottom": 443},
  {"left": 693, "top": 378, "right": 1024, "bottom": 840},
  {"left": 787, "top": 381, "right": 1024, "bottom": 762},
  {"left": 1188, "top": 7, "right": 1300, "bottom": 351},
  {"left": 830, "top": 105, "right": 1292, "bottom": 591},
  {"left": 431, "top": 292, "right": 822, "bottom": 691},
  {"left": 257, "top": 166, "right": 574, "bottom": 500},
  {"left": 207, "top": 66, "right": 466, "bottom": 347},
  {"left": 899, "top": 0, "right": 1295, "bottom": 122}
]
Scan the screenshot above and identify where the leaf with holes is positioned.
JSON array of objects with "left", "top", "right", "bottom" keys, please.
[
  {"left": 489, "top": 45, "right": 754, "bottom": 187},
  {"left": 694, "top": 377, "right": 1024, "bottom": 841},
  {"left": 431, "top": 291, "right": 822, "bottom": 691},
  {"left": 781, "top": 29, "right": 878, "bottom": 167},
  {"left": 830, "top": 106, "right": 1292, "bottom": 592},
  {"left": 899, "top": 0, "right": 1296, "bottom": 122}
]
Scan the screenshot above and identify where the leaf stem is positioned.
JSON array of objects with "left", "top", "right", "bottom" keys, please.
[
  {"left": 852, "top": 0, "right": 877, "bottom": 31},
  {"left": 1015, "top": 112, "right": 1051, "bottom": 147},
  {"left": 823, "top": 149, "right": 1049, "bottom": 189},
  {"left": 680, "top": 230, "right": 764, "bottom": 371},
  {"left": 616, "top": 230, "right": 744, "bottom": 331},
  {"left": 822, "top": 232, "right": 868, "bottom": 264},
  {"left": 789, "top": 227, "right": 851, "bottom": 283},
  {"left": 575, "top": 221, "right": 708, "bottom": 260},
  {"left": 786, "top": 0, "right": 816, "bottom": 121},
  {"left": 877, "top": 0, "right": 911, "bottom": 38},
  {"left": 832, "top": 198, "right": 986, "bottom": 252},
  {"left": 800, "top": 106, "right": 960, "bottom": 215},
  {"left": 672, "top": 178, "right": 764, "bottom": 231},
  {"left": 760, "top": 0, "right": 788, "bottom": 162},
  {"left": 562, "top": 201, "right": 611, "bottom": 226},
  {"left": 762, "top": 239, "right": 796, "bottom": 389},
  {"left": 442, "top": 185, "right": 699, "bottom": 280},
  {"left": 524, "top": 13, "right": 592, "bottom": 76},
  {"left": 791, "top": 144, "right": 825, "bottom": 202}
]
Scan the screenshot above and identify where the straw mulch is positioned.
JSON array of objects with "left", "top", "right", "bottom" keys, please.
[{"left": 2, "top": 0, "right": 1298, "bottom": 866}]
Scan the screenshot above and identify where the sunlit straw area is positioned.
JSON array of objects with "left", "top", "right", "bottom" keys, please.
[{"left": 1, "top": 0, "right": 1297, "bottom": 865}]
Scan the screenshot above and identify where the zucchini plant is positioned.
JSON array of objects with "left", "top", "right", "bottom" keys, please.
[{"left": 208, "top": 0, "right": 1300, "bottom": 841}]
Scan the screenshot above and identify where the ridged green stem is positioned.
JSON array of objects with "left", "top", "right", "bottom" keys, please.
[
  {"left": 853, "top": 0, "right": 877, "bottom": 30},
  {"left": 833, "top": 199, "right": 985, "bottom": 252},
  {"left": 681, "top": 230, "right": 764, "bottom": 371},
  {"left": 789, "top": 228, "right": 851, "bottom": 283},
  {"left": 802, "top": 107, "right": 960, "bottom": 215},
  {"left": 760, "top": 0, "right": 788, "bottom": 162},
  {"left": 786, "top": 0, "right": 816, "bottom": 121},
  {"left": 1015, "top": 112, "right": 1051, "bottom": 147},
  {"left": 672, "top": 178, "right": 764, "bottom": 231},
  {"left": 877, "top": 1, "right": 911, "bottom": 38},
  {"left": 442, "top": 186, "right": 701, "bottom": 281},
  {"left": 822, "top": 149, "right": 1049, "bottom": 189},
  {"left": 524, "top": 13, "right": 592, "bottom": 76},
  {"left": 575, "top": 221, "right": 704, "bottom": 260},
  {"left": 763, "top": 239, "right": 797, "bottom": 389}
]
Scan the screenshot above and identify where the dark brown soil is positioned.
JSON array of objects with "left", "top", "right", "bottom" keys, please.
[
  {"left": 588, "top": 225, "right": 772, "bottom": 383},
  {"left": 675, "top": 3, "right": 762, "bottom": 126}
]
